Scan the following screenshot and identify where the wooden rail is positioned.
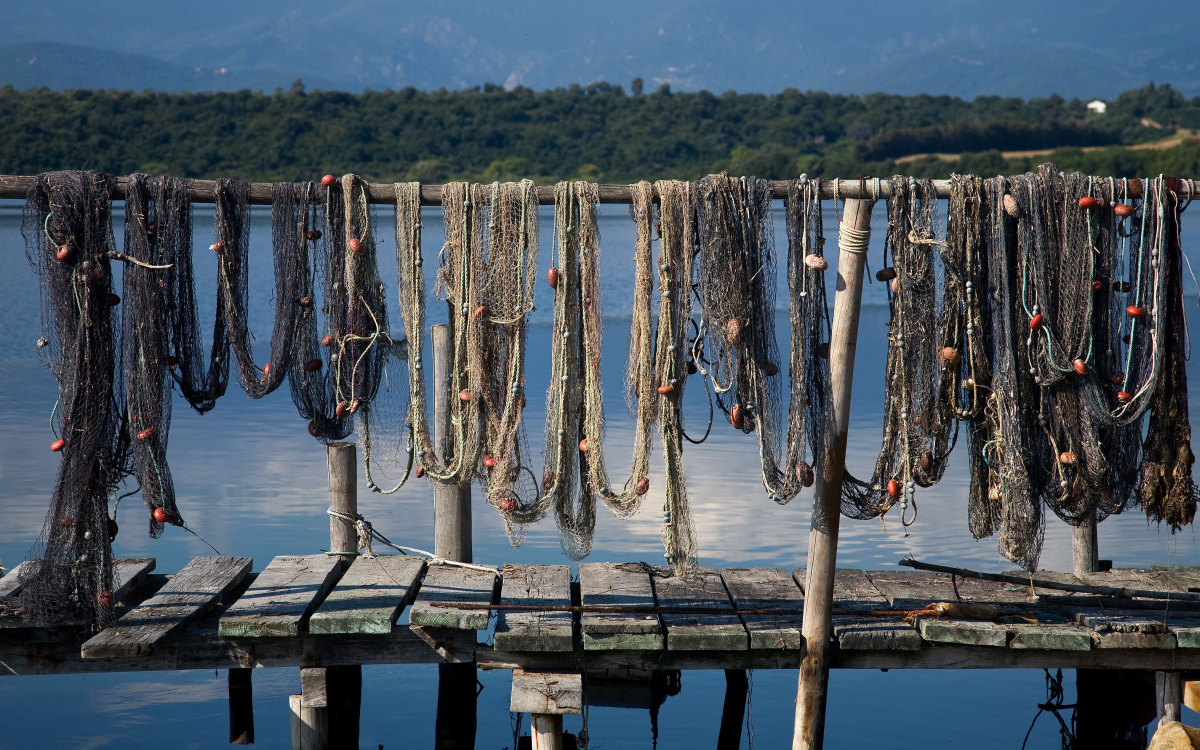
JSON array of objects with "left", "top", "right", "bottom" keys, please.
[{"left": 0, "top": 174, "right": 1170, "bottom": 206}]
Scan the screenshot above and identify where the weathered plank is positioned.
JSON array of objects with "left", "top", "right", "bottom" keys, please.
[
  {"left": 832, "top": 617, "right": 922, "bottom": 650},
  {"left": 308, "top": 556, "right": 425, "bottom": 635},
  {"left": 0, "top": 563, "right": 26, "bottom": 600},
  {"left": 1082, "top": 568, "right": 1185, "bottom": 596},
  {"left": 218, "top": 555, "right": 341, "bottom": 638},
  {"left": 865, "top": 570, "right": 957, "bottom": 610},
  {"left": 510, "top": 670, "right": 582, "bottom": 714},
  {"left": 721, "top": 568, "right": 804, "bottom": 650},
  {"left": 652, "top": 567, "right": 747, "bottom": 651},
  {"left": 408, "top": 564, "right": 498, "bottom": 630},
  {"left": 953, "top": 577, "right": 1038, "bottom": 605},
  {"left": 1073, "top": 609, "right": 1177, "bottom": 649},
  {"left": 81, "top": 556, "right": 252, "bottom": 658},
  {"left": 579, "top": 562, "right": 662, "bottom": 650},
  {"left": 1167, "top": 617, "right": 1200, "bottom": 648},
  {"left": 1008, "top": 623, "right": 1094, "bottom": 651},
  {"left": 918, "top": 618, "right": 1008, "bottom": 647},
  {"left": 112, "top": 558, "right": 157, "bottom": 604},
  {"left": 1155, "top": 566, "right": 1200, "bottom": 593},
  {"left": 494, "top": 564, "right": 573, "bottom": 652},
  {"left": 819, "top": 568, "right": 887, "bottom": 612}
]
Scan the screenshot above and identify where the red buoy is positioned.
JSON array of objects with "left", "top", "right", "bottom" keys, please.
[
  {"left": 136, "top": 428, "right": 154, "bottom": 441},
  {"left": 303, "top": 358, "right": 322, "bottom": 373},
  {"left": 1092, "top": 280, "right": 1103, "bottom": 292},
  {"left": 336, "top": 401, "right": 350, "bottom": 419},
  {"left": 547, "top": 267, "right": 560, "bottom": 290},
  {"left": 887, "top": 479, "right": 900, "bottom": 498},
  {"left": 1114, "top": 203, "right": 1136, "bottom": 217},
  {"left": 940, "top": 347, "right": 961, "bottom": 366},
  {"left": 348, "top": 238, "right": 362, "bottom": 254},
  {"left": 498, "top": 497, "right": 516, "bottom": 512},
  {"left": 796, "top": 461, "right": 814, "bottom": 488},
  {"left": 50, "top": 438, "right": 65, "bottom": 452},
  {"left": 483, "top": 454, "right": 495, "bottom": 468},
  {"left": 152, "top": 507, "right": 170, "bottom": 523},
  {"left": 307, "top": 421, "right": 319, "bottom": 437},
  {"left": 56, "top": 245, "right": 72, "bottom": 262},
  {"left": 262, "top": 363, "right": 271, "bottom": 376},
  {"left": 210, "top": 240, "right": 226, "bottom": 254},
  {"left": 1073, "top": 359, "right": 1088, "bottom": 376},
  {"left": 1126, "top": 305, "right": 1145, "bottom": 319},
  {"left": 657, "top": 384, "right": 673, "bottom": 395},
  {"left": 459, "top": 389, "right": 472, "bottom": 402},
  {"left": 731, "top": 403, "right": 745, "bottom": 430},
  {"left": 306, "top": 230, "right": 322, "bottom": 241},
  {"left": 634, "top": 477, "right": 650, "bottom": 495},
  {"left": 322, "top": 334, "right": 334, "bottom": 347},
  {"left": 1116, "top": 391, "right": 1133, "bottom": 404},
  {"left": 876, "top": 267, "right": 897, "bottom": 282},
  {"left": 474, "top": 304, "right": 487, "bottom": 319},
  {"left": 321, "top": 174, "right": 337, "bottom": 187},
  {"left": 919, "top": 451, "right": 933, "bottom": 472},
  {"left": 1078, "top": 196, "right": 1101, "bottom": 210},
  {"left": 578, "top": 438, "right": 590, "bottom": 452},
  {"left": 1059, "top": 451, "right": 1077, "bottom": 465},
  {"left": 1030, "top": 313, "right": 1044, "bottom": 331},
  {"left": 415, "top": 465, "right": 425, "bottom": 478},
  {"left": 725, "top": 318, "right": 744, "bottom": 346},
  {"left": 96, "top": 590, "right": 114, "bottom": 609},
  {"left": 299, "top": 296, "right": 314, "bottom": 308},
  {"left": 107, "top": 293, "right": 121, "bottom": 307}
]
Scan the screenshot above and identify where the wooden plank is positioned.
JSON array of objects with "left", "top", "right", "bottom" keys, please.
[
  {"left": 112, "top": 558, "right": 157, "bottom": 604},
  {"left": 493, "top": 564, "right": 573, "bottom": 652},
  {"left": 721, "top": 568, "right": 804, "bottom": 650},
  {"left": 579, "top": 562, "right": 662, "bottom": 651},
  {"left": 652, "top": 567, "right": 747, "bottom": 651},
  {"left": 0, "top": 563, "right": 25, "bottom": 600},
  {"left": 918, "top": 618, "right": 1007, "bottom": 647},
  {"left": 408, "top": 564, "right": 498, "bottom": 630},
  {"left": 1073, "top": 609, "right": 1178, "bottom": 649},
  {"left": 301, "top": 667, "right": 329, "bottom": 708},
  {"left": 81, "top": 556, "right": 252, "bottom": 658},
  {"left": 1167, "top": 617, "right": 1200, "bottom": 648},
  {"left": 832, "top": 617, "right": 922, "bottom": 650},
  {"left": 952, "top": 577, "right": 1038, "bottom": 605},
  {"left": 218, "top": 555, "right": 341, "bottom": 638},
  {"left": 308, "top": 556, "right": 425, "bottom": 635},
  {"left": 1154, "top": 566, "right": 1200, "bottom": 593},
  {"left": 865, "top": 570, "right": 957, "bottom": 610},
  {"left": 510, "top": 670, "right": 582, "bottom": 715},
  {"left": 1008, "top": 624, "right": 1094, "bottom": 651},
  {"left": 818, "top": 568, "right": 887, "bottom": 612},
  {"left": 1082, "top": 568, "right": 1185, "bottom": 596}
]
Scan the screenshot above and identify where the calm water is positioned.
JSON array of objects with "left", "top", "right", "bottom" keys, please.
[{"left": 1, "top": 199, "right": 1199, "bottom": 748}]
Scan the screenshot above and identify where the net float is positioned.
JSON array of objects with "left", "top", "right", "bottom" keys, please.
[
  {"left": 919, "top": 451, "right": 933, "bottom": 472},
  {"left": 634, "top": 477, "right": 650, "bottom": 495},
  {"left": 547, "top": 267, "right": 559, "bottom": 289},
  {"left": 1114, "top": 281, "right": 1132, "bottom": 293},
  {"left": 474, "top": 304, "right": 487, "bottom": 319},
  {"left": 887, "top": 479, "right": 900, "bottom": 498},
  {"left": 940, "top": 347, "right": 961, "bottom": 365},
  {"left": 725, "top": 317, "right": 744, "bottom": 345},
  {"left": 50, "top": 438, "right": 65, "bottom": 452},
  {"left": 543, "top": 472, "right": 555, "bottom": 491},
  {"left": 321, "top": 174, "right": 336, "bottom": 187},
  {"left": 1059, "top": 451, "right": 1077, "bottom": 465},
  {"left": 1092, "top": 280, "right": 1103, "bottom": 292},
  {"left": 1109, "top": 372, "right": 1125, "bottom": 386},
  {"left": 136, "top": 428, "right": 154, "bottom": 441},
  {"left": 96, "top": 590, "right": 114, "bottom": 609},
  {"left": 1116, "top": 390, "right": 1133, "bottom": 404},
  {"left": 804, "top": 254, "right": 828, "bottom": 271},
  {"left": 262, "top": 363, "right": 271, "bottom": 376},
  {"left": 891, "top": 278, "right": 899, "bottom": 293},
  {"left": 57, "top": 517, "right": 72, "bottom": 527},
  {"left": 349, "top": 398, "right": 362, "bottom": 414},
  {"left": 655, "top": 219, "right": 662, "bottom": 238},
  {"left": 308, "top": 421, "right": 319, "bottom": 437},
  {"left": 796, "top": 461, "right": 815, "bottom": 488},
  {"left": 210, "top": 240, "right": 226, "bottom": 253},
  {"left": 1003, "top": 194, "right": 1020, "bottom": 218},
  {"left": 348, "top": 238, "right": 363, "bottom": 254},
  {"left": 988, "top": 485, "right": 1002, "bottom": 501},
  {"left": 322, "top": 334, "right": 334, "bottom": 346},
  {"left": 167, "top": 355, "right": 179, "bottom": 367},
  {"left": 1122, "top": 333, "right": 1131, "bottom": 344},
  {"left": 876, "top": 267, "right": 898, "bottom": 282},
  {"left": 56, "top": 244, "right": 72, "bottom": 261},
  {"left": 1114, "top": 203, "right": 1136, "bottom": 217},
  {"left": 415, "top": 465, "right": 425, "bottom": 478},
  {"left": 1078, "top": 196, "right": 1102, "bottom": 210},
  {"left": 107, "top": 517, "right": 118, "bottom": 541},
  {"left": 335, "top": 401, "right": 350, "bottom": 419},
  {"left": 657, "top": 384, "right": 673, "bottom": 395},
  {"left": 1030, "top": 313, "right": 1044, "bottom": 331},
  {"left": 579, "top": 438, "right": 589, "bottom": 452},
  {"left": 817, "top": 342, "right": 830, "bottom": 359},
  {"left": 107, "top": 293, "right": 121, "bottom": 306},
  {"left": 302, "top": 358, "right": 322, "bottom": 373},
  {"left": 686, "top": 360, "right": 697, "bottom": 375},
  {"left": 1126, "top": 305, "right": 1145, "bottom": 319},
  {"left": 306, "top": 230, "right": 322, "bottom": 241},
  {"left": 299, "top": 296, "right": 314, "bottom": 308},
  {"left": 731, "top": 403, "right": 745, "bottom": 429},
  {"left": 1073, "top": 359, "right": 1088, "bottom": 376},
  {"left": 764, "top": 362, "right": 779, "bottom": 377},
  {"left": 483, "top": 454, "right": 495, "bottom": 468},
  {"left": 459, "top": 389, "right": 472, "bottom": 402},
  {"left": 152, "top": 507, "right": 170, "bottom": 523},
  {"left": 498, "top": 497, "right": 516, "bottom": 512}
]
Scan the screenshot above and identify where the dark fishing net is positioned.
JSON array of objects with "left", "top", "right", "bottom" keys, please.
[{"left": 20, "top": 170, "right": 128, "bottom": 630}]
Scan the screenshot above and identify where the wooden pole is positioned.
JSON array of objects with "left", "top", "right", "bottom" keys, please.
[
  {"left": 1158, "top": 671, "right": 1183, "bottom": 727},
  {"left": 717, "top": 669, "right": 749, "bottom": 750},
  {"left": 289, "top": 693, "right": 328, "bottom": 750},
  {"left": 1072, "top": 509, "right": 1099, "bottom": 579},
  {"left": 228, "top": 667, "right": 254, "bottom": 745},
  {"left": 327, "top": 443, "right": 358, "bottom": 565},
  {"left": 530, "top": 714, "right": 564, "bottom": 750},
  {"left": 794, "top": 198, "right": 876, "bottom": 750},
  {"left": 432, "top": 323, "right": 473, "bottom": 563}
]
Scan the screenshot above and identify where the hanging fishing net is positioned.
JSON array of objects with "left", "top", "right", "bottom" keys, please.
[{"left": 20, "top": 170, "right": 128, "bottom": 629}]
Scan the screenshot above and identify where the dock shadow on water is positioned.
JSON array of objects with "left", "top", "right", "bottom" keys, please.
[{"left": 1, "top": 202, "right": 1198, "bottom": 748}]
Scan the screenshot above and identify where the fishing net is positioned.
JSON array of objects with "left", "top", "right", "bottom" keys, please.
[{"left": 20, "top": 170, "right": 128, "bottom": 630}]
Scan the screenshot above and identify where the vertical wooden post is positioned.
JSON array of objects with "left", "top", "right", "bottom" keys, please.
[
  {"left": 794, "top": 198, "right": 875, "bottom": 750},
  {"left": 327, "top": 442, "right": 358, "bottom": 565},
  {"left": 289, "top": 693, "right": 328, "bottom": 750},
  {"left": 1072, "top": 509, "right": 1099, "bottom": 579},
  {"left": 432, "top": 323, "right": 473, "bottom": 563},
  {"left": 1158, "top": 671, "right": 1183, "bottom": 727},
  {"left": 530, "top": 714, "right": 564, "bottom": 750},
  {"left": 717, "top": 669, "right": 749, "bottom": 750},
  {"left": 228, "top": 667, "right": 254, "bottom": 745}
]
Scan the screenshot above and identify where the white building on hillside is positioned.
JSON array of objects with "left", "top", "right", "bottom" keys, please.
[{"left": 1087, "top": 100, "right": 1108, "bottom": 114}]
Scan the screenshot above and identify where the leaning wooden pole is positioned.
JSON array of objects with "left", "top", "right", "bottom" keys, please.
[{"left": 794, "top": 198, "right": 875, "bottom": 750}]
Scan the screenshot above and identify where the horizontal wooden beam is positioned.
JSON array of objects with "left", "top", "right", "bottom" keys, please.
[{"left": 0, "top": 174, "right": 1168, "bottom": 206}]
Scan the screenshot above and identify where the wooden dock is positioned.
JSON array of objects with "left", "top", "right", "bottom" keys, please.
[{"left": 4, "top": 556, "right": 1200, "bottom": 675}]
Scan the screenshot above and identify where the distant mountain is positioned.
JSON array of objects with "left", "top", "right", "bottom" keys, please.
[{"left": 2, "top": 1, "right": 1199, "bottom": 98}]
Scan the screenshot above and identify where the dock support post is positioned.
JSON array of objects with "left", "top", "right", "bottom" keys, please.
[
  {"left": 327, "top": 442, "right": 358, "bottom": 568},
  {"left": 511, "top": 670, "right": 582, "bottom": 750},
  {"left": 1072, "top": 508, "right": 1098, "bottom": 578},
  {"left": 530, "top": 715, "right": 564, "bottom": 750},
  {"left": 717, "top": 669, "right": 749, "bottom": 750},
  {"left": 290, "top": 693, "right": 328, "bottom": 750},
  {"left": 1158, "top": 671, "right": 1183, "bottom": 727},
  {"left": 228, "top": 667, "right": 254, "bottom": 745},
  {"left": 432, "top": 323, "right": 472, "bottom": 563},
  {"left": 794, "top": 197, "right": 875, "bottom": 750}
]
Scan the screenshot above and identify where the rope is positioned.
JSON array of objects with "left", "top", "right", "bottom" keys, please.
[
  {"left": 325, "top": 509, "right": 498, "bottom": 574},
  {"left": 837, "top": 224, "right": 871, "bottom": 255}
]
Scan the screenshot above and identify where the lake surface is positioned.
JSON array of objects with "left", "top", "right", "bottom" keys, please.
[{"left": 1, "top": 198, "right": 1198, "bottom": 748}]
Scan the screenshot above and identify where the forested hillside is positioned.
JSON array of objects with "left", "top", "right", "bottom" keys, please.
[{"left": 3, "top": 80, "right": 1200, "bottom": 182}]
